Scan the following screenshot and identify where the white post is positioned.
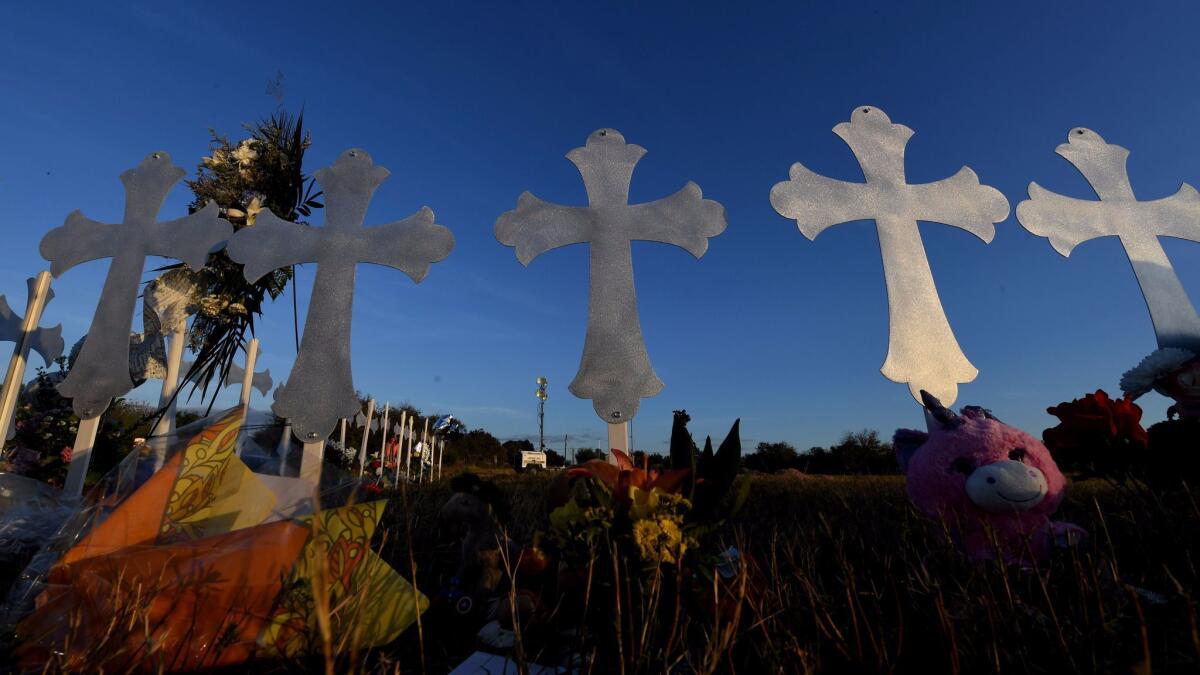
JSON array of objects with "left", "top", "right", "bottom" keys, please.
[
  {"left": 151, "top": 322, "right": 187, "bottom": 441},
  {"left": 378, "top": 403, "right": 390, "bottom": 477},
  {"left": 394, "top": 410, "right": 407, "bottom": 486},
  {"left": 238, "top": 338, "right": 260, "bottom": 408},
  {"left": 419, "top": 417, "right": 430, "bottom": 483},
  {"left": 339, "top": 417, "right": 347, "bottom": 452},
  {"left": 300, "top": 439, "right": 324, "bottom": 484},
  {"left": 63, "top": 416, "right": 102, "bottom": 498},
  {"left": 277, "top": 419, "right": 292, "bottom": 476},
  {"left": 404, "top": 415, "right": 414, "bottom": 482},
  {"left": 438, "top": 438, "right": 444, "bottom": 479},
  {"left": 0, "top": 271, "right": 54, "bottom": 444},
  {"left": 607, "top": 422, "right": 629, "bottom": 464},
  {"left": 357, "top": 398, "right": 375, "bottom": 478},
  {"left": 232, "top": 339, "right": 261, "bottom": 458}
]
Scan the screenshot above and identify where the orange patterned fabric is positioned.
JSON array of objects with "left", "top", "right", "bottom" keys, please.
[
  {"left": 16, "top": 408, "right": 425, "bottom": 671},
  {"left": 18, "top": 520, "right": 309, "bottom": 672}
]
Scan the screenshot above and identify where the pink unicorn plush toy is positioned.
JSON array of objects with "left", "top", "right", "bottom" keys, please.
[{"left": 894, "top": 391, "right": 1084, "bottom": 563}]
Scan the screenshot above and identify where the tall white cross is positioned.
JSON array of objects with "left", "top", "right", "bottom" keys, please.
[
  {"left": 495, "top": 129, "right": 726, "bottom": 427},
  {"left": 227, "top": 149, "right": 453, "bottom": 443},
  {"left": 42, "top": 152, "right": 231, "bottom": 497},
  {"left": 1017, "top": 128, "right": 1200, "bottom": 352},
  {"left": 770, "top": 107, "right": 1009, "bottom": 405}
]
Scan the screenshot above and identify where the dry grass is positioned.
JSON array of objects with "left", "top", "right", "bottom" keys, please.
[
  {"left": 371, "top": 472, "right": 1199, "bottom": 674},
  {"left": 7, "top": 471, "right": 1199, "bottom": 674}
]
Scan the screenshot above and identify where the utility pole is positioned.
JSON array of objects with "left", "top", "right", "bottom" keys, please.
[{"left": 536, "top": 376, "right": 548, "bottom": 451}]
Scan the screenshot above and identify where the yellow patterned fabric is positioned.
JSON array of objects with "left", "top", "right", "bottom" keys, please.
[
  {"left": 258, "top": 501, "right": 429, "bottom": 657},
  {"left": 159, "top": 407, "right": 276, "bottom": 543}
]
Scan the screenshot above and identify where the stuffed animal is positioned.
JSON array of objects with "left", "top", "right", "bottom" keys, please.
[
  {"left": 438, "top": 473, "right": 518, "bottom": 598},
  {"left": 894, "top": 391, "right": 1084, "bottom": 563}
]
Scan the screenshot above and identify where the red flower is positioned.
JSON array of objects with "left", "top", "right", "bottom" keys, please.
[
  {"left": 60, "top": 446, "right": 73, "bottom": 463},
  {"left": 1044, "top": 390, "right": 1149, "bottom": 450}
]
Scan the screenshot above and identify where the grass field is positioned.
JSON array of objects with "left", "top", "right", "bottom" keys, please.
[{"left": 355, "top": 471, "right": 1200, "bottom": 675}]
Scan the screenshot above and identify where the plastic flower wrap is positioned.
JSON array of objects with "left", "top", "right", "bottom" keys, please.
[{"left": 12, "top": 407, "right": 427, "bottom": 671}]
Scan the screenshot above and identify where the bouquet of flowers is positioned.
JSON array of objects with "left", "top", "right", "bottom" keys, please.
[
  {"left": 545, "top": 411, "right": 745, "bottom": 570},
  {"left": 1042, "top": 347, "right": 1200, "bottom": 485}
]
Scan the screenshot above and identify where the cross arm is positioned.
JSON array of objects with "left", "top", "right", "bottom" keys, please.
[
  {"left": 40, "top": 211, "right": 123, "bottom": 276},
  {"left": 1, "top": 290, "right": 65, "bottom": 365},
  {"left": 1016, "top": 182, "right": 1115, "bottom": 256},
  {"left": 357, "top": 206, "right": 455, "bottom": 283},
  {"left": 226, "top": 209, "right": 322, "bottom": 283},
  {"left": 495, "top": 192, "right": 593, "bottom": 265},
  {"left": 1150, "top": 183, "right": 1200, "bottom": 244},
  {"left": 769, "top": 162, "right": 877, "bottom": 240},
  {"left": 142, "top": 202, "right": 233, "bottom": 270},
  {"left": 0, "top": 296, "right": 22, "bottom": 344},
  {"left": 224, "top": 362, "right": 273, "bottom": 395},
  {"left": 626, "top": 182, "right": 726, "bottom": 258},
  {"left": 910, "top": 167, "right": 1008, "bottom": 243}
]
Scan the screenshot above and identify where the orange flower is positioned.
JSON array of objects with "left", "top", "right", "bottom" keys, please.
[{"left": 566, "top": 448, "right": 691, "bottom": 509}]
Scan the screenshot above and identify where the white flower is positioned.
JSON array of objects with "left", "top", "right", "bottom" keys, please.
[
  {"left": 245, "top": 196, "right": 264, "bottom": 226},
  {"left": 1121, "top": 347, "right": 1196, "bottom": 399},
  {"left": 204, "top": 149, "right": 229, "bottom": 168},
  {"left": 232, "top": 140, "right": 258, "bottom": 167}
]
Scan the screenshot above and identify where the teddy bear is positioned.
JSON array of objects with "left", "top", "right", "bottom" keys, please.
[{"left": 894, "top": 391, "right": 1084, "bottom": 563}]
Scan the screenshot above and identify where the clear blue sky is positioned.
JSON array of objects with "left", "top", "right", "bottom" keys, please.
[{"left": 2, "top": 2, "right": 1198, "bottom": 453}]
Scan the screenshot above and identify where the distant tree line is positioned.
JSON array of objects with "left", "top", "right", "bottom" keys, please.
[{"left": 743, "top": 430, "right": 899, "bottom": 475}]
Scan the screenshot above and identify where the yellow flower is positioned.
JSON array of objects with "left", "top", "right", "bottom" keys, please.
[
  {"left": 633, "top": 516, "right": 690, "bottom": 566},
  {"left": 629, "top": 486, "right": 690, "bottom": 521}
]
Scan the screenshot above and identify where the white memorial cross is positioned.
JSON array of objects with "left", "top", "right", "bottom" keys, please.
[
  {"left": 770, "top": 107, "right": 1009, "bottom": 405},
  {"left": 1017, "top": 128, "right": 1200, "bottom": 353},
  {"left": 0, "top": 272, "right": 64, "bottom": 442},
  {"left": 223, "top": 348, "right": 274, "bottom": 404},
  {"left": 404, "top": 414, "right": 415, "bottom": 481},
  {"left": 377, "top": 402, "right": 390, "bottom": 476},
  {"left": 391, "top": 410, "right": 406, "bottom": 485},
  {"left": 228, "top": 149, "right": 454, "bottom": 444},
  {"left": 356, "top": 398, "right": 376, "bottom": 478},
  {"left": 495, "top": 129, "right": 726, "bottom": 428},
  {"left": 41, "top": 152, "right": 231, "bottom": 497}
]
